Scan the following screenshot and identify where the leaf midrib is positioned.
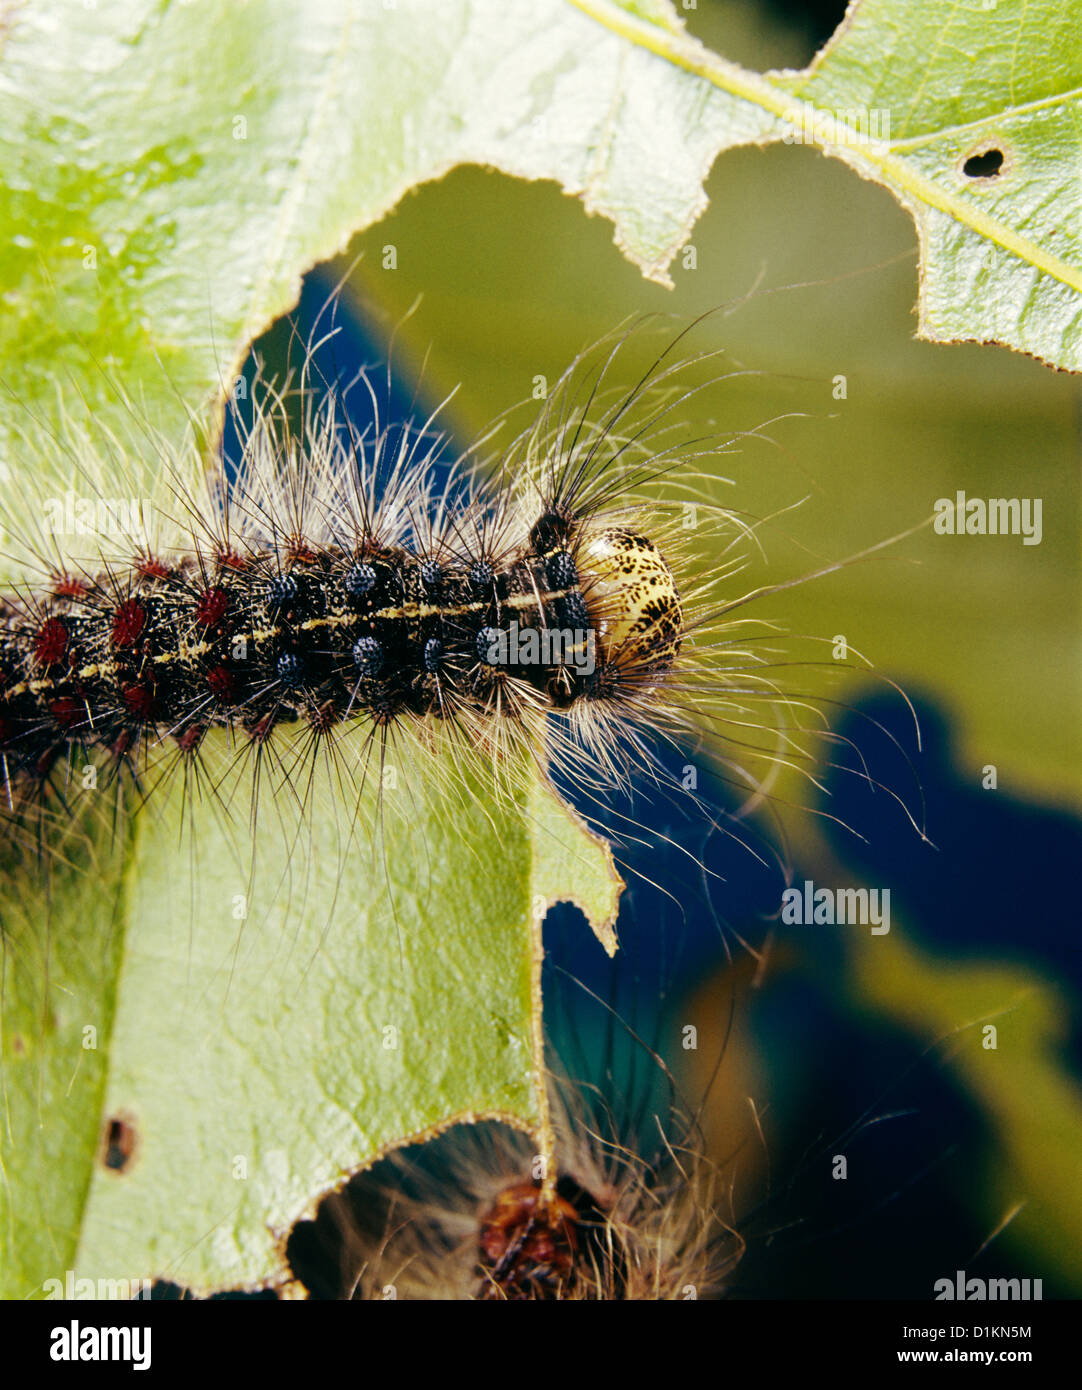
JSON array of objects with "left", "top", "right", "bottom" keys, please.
[{"left": 887, "top": 87, "right": 1082, "bottom": 152}]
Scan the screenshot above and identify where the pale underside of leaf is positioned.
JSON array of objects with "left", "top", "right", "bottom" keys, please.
[{"left": 0, "top": 734, "right": 619, "bottom": 1295}]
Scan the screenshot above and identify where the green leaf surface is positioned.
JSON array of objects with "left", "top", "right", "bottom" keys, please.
[{"left": 1, "top": 735, "right": 619, "bottom": 1295}]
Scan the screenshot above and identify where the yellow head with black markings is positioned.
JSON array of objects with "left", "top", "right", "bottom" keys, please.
[{"left": 578, "top": 526, "right": 683, "bottom": 676}]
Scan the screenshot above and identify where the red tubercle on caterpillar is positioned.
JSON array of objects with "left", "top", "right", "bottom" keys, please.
[
  {"left": 121, "top": 682, "right": 156, "bottom": 721},
  {"left": 133, "top": 554, "right": 172, "bottom": 582},
  {"left": 49, "top": 695, "right": 86, "bottom": 730},
  {"left": 34, "top": 745, "right": 61, "bottom": 780},
  {"left": 174, "top": 724, "right": 205, "bottom": 754},
  {"left": 246, "top": 712, "right": 275, "bottom": 744},
  {"left": 306, "top": 700, "right": 339, "bottom": 734},
  {"left": 111, "top": 599, "right": 148, "bottom": 650},
  {"left": 34, "top": 617, "right": 69, "bottom": 666},
  {"left": 50, "top": 573, "right": 90, "bottom": 601},
  {"left": 111, "top": 728, "right": 135, "bottom": 758},
  {"left": 205, "top": 664, "right": 236, "bottom": 701},
  {"left": 215, "top": 549, "right": 249, "bottom": 573},
  {"left": 194, "top": 587, "right": 231, "bottom": 628}
]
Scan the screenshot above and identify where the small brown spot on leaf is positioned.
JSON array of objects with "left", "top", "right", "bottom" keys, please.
[{"left": 102, "top": 1114, "right": 139, "bottom": 1173}]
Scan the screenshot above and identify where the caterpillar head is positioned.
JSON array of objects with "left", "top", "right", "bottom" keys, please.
[{"left": 578, "top": 526, "right": 683, "bottom": 678}]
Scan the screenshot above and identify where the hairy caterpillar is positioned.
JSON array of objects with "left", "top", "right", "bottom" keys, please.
[
  {"left": 0, "top": 308, "right": 915, "bottom": 866},
  {"left": 0, "top": 355, "right": 680, "bottom": 812}
]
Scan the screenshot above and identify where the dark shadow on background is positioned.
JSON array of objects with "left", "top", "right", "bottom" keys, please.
[
  {"left": 543, "top": 722, "right": 1076, "bottom": 1296},
  {"left": 819, "top": 690, "right": 1082, "bottom": 1070}
]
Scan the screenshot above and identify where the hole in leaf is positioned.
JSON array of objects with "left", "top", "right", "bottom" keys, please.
[
  {"left": 962, "top": 148, "right": 1004, "bottom": 179},
  {"left": 102, "top": 1115, "right": 138, "bottom": 1172}
]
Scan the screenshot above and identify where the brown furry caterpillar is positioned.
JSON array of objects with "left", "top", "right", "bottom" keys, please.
[{"left": 286, "top": 1074, "right": 742, "bottom": 1301}]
